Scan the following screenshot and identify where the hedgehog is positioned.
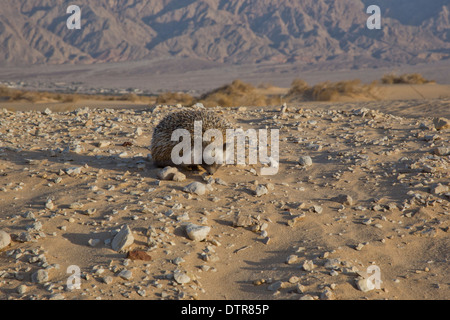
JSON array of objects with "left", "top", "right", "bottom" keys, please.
[{"left": 150, "top": 109, "right": 234, "bottom": 175}]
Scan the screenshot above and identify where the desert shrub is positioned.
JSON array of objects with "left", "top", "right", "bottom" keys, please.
[
  {"left": 198, "top": 79, "right": 277, "bottom": 107},
  {"left": 286, "top": 79, "right": 377, "bottom": 102},
  {"left": 381, "top": 73, "right": 434, "bottom": 84},
  {"left": 156, "top": 91, "right": 195, "bottom": 106}
]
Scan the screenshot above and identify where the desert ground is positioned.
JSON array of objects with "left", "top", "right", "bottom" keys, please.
[{"left": 0, "top": 83, "right": 449, "bottom": 300}]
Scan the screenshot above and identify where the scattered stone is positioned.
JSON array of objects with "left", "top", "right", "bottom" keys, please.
[
  {"left": 299, "top": 294, "right": 315, "bottom": 300},
  {"left": 255, "top": 185, "right": 268, "bottom": 197},
  {"left": 431, "top": 184, "right": 448, "bottom": 195},
  {"left": 173, "top": 270, "right": 191, "bottom": 284},
  {"left": 103, "top": 276, "right": 114, "bottom": 284},
  {"left": 172, "top": 172, "right": 186, "bottom": 182},
  {"left": 16, "top": 284, "right": 27, "bottom": 294},
  {"left": 434, "top": 147, "right": 450, "bottom": 156},
  {"left": 157, "top": 167, "right": 179, "bottom": 180},
  {"left": 333, "top": 194, "right": 354, "bottom": 206},
  {"left": 97, "top": 141, "right": 111, "bottom": 148},
  {"left": 433, "top": 117, "right": 450, "bottom": 130},
  {"left": 183, "top": 182, "right": 207, "bottom": 195},
  {"left": 185, "top": 223, "right": 211, "bottom": 242},
  {"left": 287, "top": 213, "right": 306, "bottom": 227},
  {"left": 233, "top": 215, "right": 259, "bottom": 228},
  {"left": 88, "top": 239, "right": 101, "bottom": 247},
  {"left": 313, "top": 205, "right": 323, "bottom": 214},
  {"left": 298, "top": 156, "right": 313, "bottom": 167},
  {"left": 320, "top": 288, "right": 335, "bottom": 300},
  {"left": 118, "top": 269, "right": 133, "bottom": 280},
  {"left": 356, "top": 278, "right": 374, "bottom": 292},
  {"left": 296, "top": 283, "right": 306, "bottom": 294},
  {"left": 111, "top": 225, "right": 134, "bottom": 252},
  {"left": 16, "top": 232, "right": 32, "bottom": 243},
  {"left": 45, "top": 199, "right": 54, "bottom": 210},
  {"left": 267, "top": 281, "right": 283, "bottom": 291},
  {"left": 0, "top": 230, "right": 11, "bottom": 250},
  {"left": 302, "top": 260, "right": 315, "bottom": 272},
  {"left": 65, "top": 167, "right": 82, "bottom": 176},
  {"left": 31, "top": 269, "right": 49, "bottom": 284},
  {"left": 285, "top": 255, "right": 299, "bottom": 265}
]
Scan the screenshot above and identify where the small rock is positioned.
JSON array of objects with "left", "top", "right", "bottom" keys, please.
[
  {"left": 298, "top": 156, "right": 313, "bottom": 167},
  {"left": 320, "top": 288, "right": 335, "bottom": 300},
  {"left": 285, "top": 255, "right": 298, "bottom": 265},
  {"left": 157, "top": 167, "right": 179, "bottom": 180},
  {"left": 0, "top": 230, "right": 11, "bottom": 250},
  {"left": 183, "top": 182, "right": 206, "bottom": 195},
  {"left": 172, "top": 172, "right": 186, "bottom": 182},
  {"left": 433, "top": 117, "right": 450, "bottom": 130},
  {"left": 173, "top": 270, "right": 191, "bottom": 284},
  {"left": 302, "top": 260, "right": 315, "bottom": 272},
  {"left": 16, "top": 232, "right": 32, "bottom": 243},
  {"left": 17, "top": 284, "right": 27, "bottom": 294},
  {"left": 313, "top": 205, "right": 323, "bottom": 214},
  {"left": 356, "top": 278, "right": 374, "bottom": 292},
  {"left": 111, "top": 225, "right": 134, "bottom": 252},
  {"left": 31, "top": 269, "right": 49, "bottom": 284},
  {"left": 431, "top": 184, "right": 448, "bottom": 195},
  {"left": 88, "top": 239, "right": 101, "bottom": 247},
  {"left": 97, "top": 141, "right": 111, "bottom": 148},
  {"left": 255, "top": 185, "right": 268, "bottom": 197},
  {"left": 299, "top": 294, "right": 315, "bottom": 300},
  {"left": 233, "top": 214, "right": 259, "bottom": 228},
  {"left": 118, "top": 269, "right": 133, "bottom": 280},
  {"left": 185, "top": 223, "right": 211, "bottom": 242},
  {"left": 103, "top": 276, "right": 113, "bottom": 284},
  {"left": 434, "top": 147, "right": 450, "bottom": 156},
  {"left": 334, "top": 194, "right": 354, "bottom": 206},
  {"left": 267, "top": 281, "right": 283, "bottom": 291},
  {"left": 296, "top": 283, "right": 306, "bottom": 294},
  {"left": 65, "top": 167, "right": 82, "bottom": 176}
]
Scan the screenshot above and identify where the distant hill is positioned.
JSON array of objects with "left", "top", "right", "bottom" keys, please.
[{"left": 0, "top": 0, "right": 449, "bottom": 68}]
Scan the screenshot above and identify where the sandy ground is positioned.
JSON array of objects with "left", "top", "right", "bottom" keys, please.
[{"left": 0, "top": 94, "right": 449, "bottom": 300}]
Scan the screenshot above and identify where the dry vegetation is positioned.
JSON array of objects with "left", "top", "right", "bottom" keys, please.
[
  {"left": 286, "top": 79, "right": 378, "bottom": 102},
  {"left": 381, "top": 73, "right": 435, "bottom": 84},
  {"left": 0, "top": 86, "right": 154, "bottom": 104},
  {"left": 156, "top": 91, "right": 196, "bottom": 106},
  {"left": 0, "top": 72, "right": 436, "bottom": 107},
  {"left": 197, "top": 79, "right": 280, "bottom": 108}
]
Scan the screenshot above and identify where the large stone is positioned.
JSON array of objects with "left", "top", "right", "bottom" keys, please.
[
  {"left": 0, "top": 230, "right": 11, "bottom": 250},
  {"left": 157, "top": 166, "right": 179, "bottom": 180},
  {"left": 298, "top": 156, "right": 313, "bottom": 166},
  {"left": 31, "top": 269, "right": 49, "bottom": 284},
  {"left": 185, "top": 223, "right": 211, "bottom": 242},
  {"left": 183, "top": 182, "right": 207, "bottom": 195},
  {"left": 173, "top": 270, "right": 191, "bottom": 284},
  {"left": 433, "top": 117, "right": 450, "bottom": 130},
  {"left": 111, "top": 225, "right": 134, "bottom": 252},
  {"left": 333, "top": 194, "right": 354, "bottom": 206}
]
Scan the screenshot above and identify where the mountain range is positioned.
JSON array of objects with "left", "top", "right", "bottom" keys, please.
[{"left": 0, "top": 0, "right": 449, "bottom": 68}]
